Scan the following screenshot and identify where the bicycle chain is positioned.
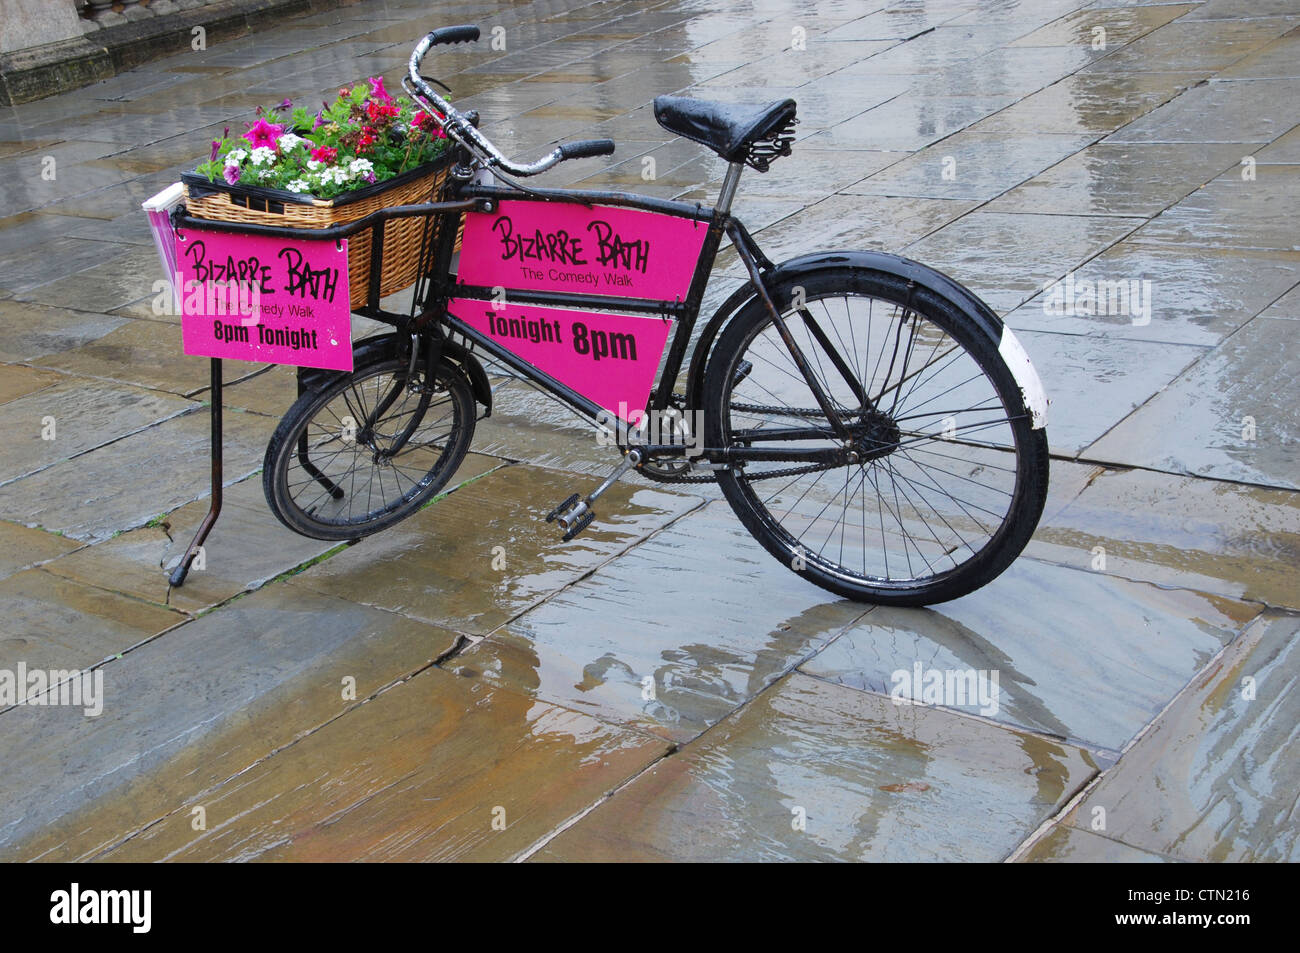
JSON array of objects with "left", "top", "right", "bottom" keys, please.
[
  {"left": 637, "top": 401, "right": 852, "bottom": 483},
  {"left": 637, "top": 458, "right": 843, "bottom": 484}
]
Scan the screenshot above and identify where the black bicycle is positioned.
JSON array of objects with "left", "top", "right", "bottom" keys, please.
[{"left": 257, "top": 25, "right": 1050, "bottom": 606}]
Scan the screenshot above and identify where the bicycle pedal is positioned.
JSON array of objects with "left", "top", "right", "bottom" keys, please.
[
  {"left": 546, "top": 493, "right": 581, "bottom": 523},
  {"left": 560, "top": 508, "right": 596, "bottom": 542}
]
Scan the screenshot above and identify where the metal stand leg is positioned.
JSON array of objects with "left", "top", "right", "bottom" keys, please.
[{"left": 169, "top": 357, "right": 223, "bottom": 587}]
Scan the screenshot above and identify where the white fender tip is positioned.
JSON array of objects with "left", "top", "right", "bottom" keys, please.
[{"left": 998, "top": 327, "right": 1048, "bottom": 430}]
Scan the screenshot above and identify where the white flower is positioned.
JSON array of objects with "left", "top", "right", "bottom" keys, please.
[
  {"left": 347, "top": 158, "right": 374, "bottom": 175},
  {"left": 307, "top": 159, "right": 322, "bottom": 171},
  {"left": 249, "top": 146, "right": 276, "bottom": 167},
  {"left": 310, "top": 167, "right": 350, "bottom": 189},
  {"left": 224, "top": 148, "right": 248, "bottom": 165},
  {"left": 278, "top": 133, "right": 306, "bottom": 150},
  {"left": 286, "top": 179, "right": 311, "bottom": 192}
]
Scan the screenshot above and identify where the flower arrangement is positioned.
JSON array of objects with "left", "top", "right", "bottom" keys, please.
[{"left": 194, "top": 77, "right": 449, "bottom": 200}]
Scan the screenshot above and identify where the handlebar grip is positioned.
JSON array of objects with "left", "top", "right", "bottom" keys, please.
[
  {"left": 425, "top": 25, "right": 480, "bottom": 46},
  {"left": 558, "top": 139, "right": 616, "bottom": 160}
]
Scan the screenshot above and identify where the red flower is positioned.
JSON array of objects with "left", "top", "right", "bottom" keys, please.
[
  {"left": 358, "top": 127, "right": 377, "bottom": 151},
  {"left": 309, "top": 145, "right": 338, "bottom": 164},
  {"left": 412, "top": 111, "right": 446, "bottom": 137},
  {"left": 365, "top": 100, "right": 400, "bottom": 122}
]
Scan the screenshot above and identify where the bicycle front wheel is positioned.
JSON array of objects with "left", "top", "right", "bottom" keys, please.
[
  {"left": 263, "top": 354, "right": 476, "bottom": 540},
  {"left": 702, "top": 266, "right": 1048, "bottom": 605}
]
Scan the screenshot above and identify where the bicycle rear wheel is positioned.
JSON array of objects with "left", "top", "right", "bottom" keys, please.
[
  {"left": 263, "top": 354, "right": 475, "bottom": 540},
  {"left": 702, "top": 266, "right": 1048, "bottom": 605}
]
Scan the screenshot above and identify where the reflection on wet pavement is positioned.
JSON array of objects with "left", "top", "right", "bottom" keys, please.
[{"left": 1, "top": 0, "right": 1297, "bottom": 862}]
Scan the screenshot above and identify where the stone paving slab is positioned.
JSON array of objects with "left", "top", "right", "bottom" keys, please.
[
  {"left": 37, "top": 470, "right": 357, "bottom": 614},
  {"left": 448, "top": 500, "right": 872, "bottom": 743},
  {"left": 1086, "top": 316, "right": 1299, "bottom": 488},
  {"left": 1183, "top": 0, "right": 1299, "bottom": 20},
  {"left": 287, "top": 462, "right": 705, "bottom": 636},
  {"left": 799, "top": 556, "right": 1259, "bottom": 752},
  {"left": 0, "top": 519, "right": 79, "bottom": 580},
  {"left": 1005, "top": 329, "right": 1207, "bottom": 455},
  {"left": 972, "top": 71, "right": 1202, "bottom": 137},
  {"left": 0, "top": 407, "right": 272, "bottom": 540},
  {"left": 985, "top": 143, "right": 1247, "bottom": 220},
  {"left": 1109, "top": 77, "right": 1300, "bottom": 146},
  {"left": 0, "top": 363, "right": 60, "bottom": 405},
  {"left": 715, "top": 194, "right": 981, "bottom": 281},
  {"left": 1083, "top": 15, "right": 1296, "bottom": 74},
  {"left": 1217, "top": 27, "right": 1300, "bottom": 80},
  {"left": 86, "top": 667, "right": 671, "bottom": 862},
  {"left": 843, "top": 131, "right": 1096, "bottom": 202},
  {"left": 31, "top": 318, "right": 264, "bottom": 396},
  {"left": 534, "top": 672, "right": 1099, "bottom": 862},
  {"left": 14, "top": 245, "right": 162, "bottom": 315},
  {"left": 0, "top": 300, "right": 131, "bottom": 363},
  {"left": 1257, "top": 282, "right": 1300, "bottom": 318},
  {"left": 1007, "top": 3, "right": 1194, "bottom": 49},
  {"left": 1128, "top": 162, "right": 1300, "bottom": 252},
  {"left": 1259, "top": 125, "right": 1300, "bottom": 164},
  {"left": 899, "top": 210, "right": 1146, "bottom": 315},
  {"left": 0, "top": 378, "right": 197, "bottom": 485},
  {"left": 1006, "top": 244, "right": 1300, "bottom": 347},
  {"left": 0, "top": 584, "right": 465, "bottom": 860},
  {"left": 1018, "top": 825, "right": 1175, "bottom": 862},
  {"left": 1053, "top": 610, "right": 1300, "bottom": 862},
  {"left": 0, "top": 567, "right": 184, "bottom": 679},
  {"left": 810, "top": 94, "right": 1022, "bottom": 153},
  {"left": 1027, "top": 466, "right": 1300, "bottom": 610}
]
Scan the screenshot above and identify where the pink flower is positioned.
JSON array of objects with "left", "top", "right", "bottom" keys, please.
[
  {"left": 367, "top": 76, "right": 394, "bottom": 104},
  {"left": 310, "top": 145, "right": 337, "bottom": 164},
  {"left": 364, "top": 170, "right": 376, "bottom": 184},
  {"left": 242, "top": 118, "right": 284, "bottom": 152},
  {"left": 223, "top": 165, "right": 241, "bottom": 185},
  {"left": 209, "top": 140, "right": 221, "bottom": 161},
  {"left": 312, "top": 110, "right": 325, "bottom": 130}
]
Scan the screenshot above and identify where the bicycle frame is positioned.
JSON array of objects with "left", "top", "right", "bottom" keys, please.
[{"left": 172, "top": 167, "right": 852, "bottom": 470}]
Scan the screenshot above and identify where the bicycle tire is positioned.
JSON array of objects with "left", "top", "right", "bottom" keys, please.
[
  {"left": 263, "top": 354, "right": 476, "bottom": 540},
  {"left": 702, "top": 266, "right": 1048, "bottom": 605}
]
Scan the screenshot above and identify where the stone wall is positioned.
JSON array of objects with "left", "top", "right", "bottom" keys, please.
[{"left": 0, "top": 0, "right": 347, "bottom": 105}]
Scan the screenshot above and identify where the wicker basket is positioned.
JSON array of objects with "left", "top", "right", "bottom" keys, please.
[{"left": 180, "top": 157, "right": 461, "bottom": 311}]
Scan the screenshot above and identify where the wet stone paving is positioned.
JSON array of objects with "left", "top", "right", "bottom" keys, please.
[{"left": 0, "top": 0, "right": 1297, "bottom": 862}]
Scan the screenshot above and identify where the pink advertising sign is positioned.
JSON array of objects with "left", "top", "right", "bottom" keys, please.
[
  {"left": 175, "top": 227, "right": 353, "bottom": 371},
  {"left": 456, "top": 201, "right": 707, "bottom": 301},
  {"left": 448, "top": 298, "right": 672, "bottom": 420}
]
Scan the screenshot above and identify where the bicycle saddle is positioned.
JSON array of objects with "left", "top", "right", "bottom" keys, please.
[{"left": 653, "top": 95, "right": 797, "bottom": 172}]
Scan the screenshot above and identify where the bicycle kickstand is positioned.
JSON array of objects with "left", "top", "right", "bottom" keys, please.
[{"left": 546, "top": 448, "right": 643, "bottom": 541}]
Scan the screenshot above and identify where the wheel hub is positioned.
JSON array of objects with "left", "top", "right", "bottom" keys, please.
[{"left": 847, "top": 408, "right": 900, "bottom": 463}]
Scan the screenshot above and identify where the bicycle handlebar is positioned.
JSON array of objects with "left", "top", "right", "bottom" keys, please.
[{"left": 406, "top": 24, "right": 615, "bottom": 176}]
